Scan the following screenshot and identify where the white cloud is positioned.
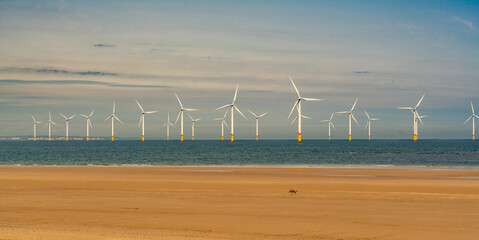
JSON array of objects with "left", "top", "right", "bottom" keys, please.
[{"left": 452, "top": 17, "right": 474, "bottom": 30}]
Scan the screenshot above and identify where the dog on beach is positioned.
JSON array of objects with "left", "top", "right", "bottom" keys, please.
[{"left": 289, "top": 189, "right": 298, "bottom": 195}]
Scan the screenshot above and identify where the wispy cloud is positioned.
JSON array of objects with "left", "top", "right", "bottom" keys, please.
[
  {"left": 453, "top": 17, "right": 474, "bottom": 30},
  {"left": 354, "top": 71, "right": 371, "bottom": 74},
  {"left": 93, "top": 43, "right": 115, "bottom": 48},
  {"left": 1, "top": 67, "right": 118, "bottom": 76},
  {"left": 0, "top": 79, "right": 170, "bottom": 88}
]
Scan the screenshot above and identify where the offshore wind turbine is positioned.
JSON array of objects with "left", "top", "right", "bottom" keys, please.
[
  {"left": 46, "top": 112, "right": 57, "bottom": 141},
  {"left": 80, "top": 109, "right": 94, "bottom": 141},
  {"left": 248, "top": 110, "right": 268, "bottom": 141},
  {"left": 60, "top": 113, "right": 76, "bottom": 141},
  {"left": 31, "top": 115, "right": 41, "bottom": 141},
  {"left": 364, "top": 109, "right": 379, "bottom": 140},
  {"left": 337, "top": 98, "right": 359, "bottom": 141},
  {"left": 135, "top": 99, "right": 158, "bottom": 142},
  {"left": 214, "top": 110, "right": 229, "bottom": 141},
  {"left": 174, "top": 93, "right": 199, "bottom": 142},
  {"left": 162, "top": 113, "right": 175, "bottom": 141},
  {"left": 187, "top": 113, "right": 201, "bottom": 141},
  {"left": 216, "top": 84, "right": 247, "bottom": 142},
  {"left": 288, "top": 76, "right": 324, "bottom": 143},
  {"left": 320, "top": 112, "right": 335, "bottom": 140},
  {"left": 464, "top": 102, "right": 479, "bottom": 140},
  {"left": 105, "top": 101, "right": 123, "bottom": 141},
  {"left": 397, "top": 94, "right": 425, "bottom": 141}
]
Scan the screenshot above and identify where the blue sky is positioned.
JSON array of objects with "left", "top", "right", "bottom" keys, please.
[{"left": 0, "top": 0, "right": 478, "bottom": 139}]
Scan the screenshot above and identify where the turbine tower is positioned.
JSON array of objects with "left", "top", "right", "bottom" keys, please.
[
  {"left": 214, "top": 111, "right": 229, "bottom": 141},
  {"left": 135, "top": 99, "right": 158, "bottom": 142},
  {"left": 187, "top": 113, "right": 201, "bottom": 141},
  {"left": 248, "top": 110, "right": 268, "bottom": 141},
  {"left": 162, "top": 113, "right": 175, "bottom": 141},
  {"left": 46, "top": 112, "right": 57, "bottom": 141},
  {"left": 397, "top": 94, "right": 425, "bottom": 141},
  {"left": 31, "top": 115, "right": 41, "bottom": 141},
  {"left": 80, "top": 109, "right": 94, "bottom": 141},
  {"left": 464, "top": 102, "right": 478, "bottom": 140},
  {"left": 216, "top": 84, "right": 247, "bottom": 142},
  {"left": 60, "top": 113, "right": 76, "bottom": 141},
  {"left": 364, "top": 109, "right": 379, "bottom": 140},
  {"left": 174, "top": 93, "right": 199, "bottom": 142},
  {"left": 337, "top": 98, "right": 359, "bottom": 141},
  {"left": 288, "top": 76, "right": 324, "bottom": 143},
  {"left": 320, "top": 112, "right": 335, "bottom": 140},
  {"left": 105, "top": 101, "right": 123, "bottom": 141}
]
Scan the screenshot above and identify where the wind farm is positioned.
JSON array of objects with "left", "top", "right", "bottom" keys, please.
[{"left": 216, "top": 85, "right": 247, "bottom": 142}]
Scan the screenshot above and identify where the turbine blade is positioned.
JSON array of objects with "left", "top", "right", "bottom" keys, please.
[
  {"left": 302, "top": 98, "right": 324, "bottom": 101},
  {"left": 114, "top": 115, "right": 123, "bottom": 124},
  {"left": 175, "top": 93, "right": 183, "bottom": 108},
  {"left": 351, "top": 113, "right": 359, "bottom": 126},
  {"left": 288, "top": 100, "right": 299, "bottom": 119},
  {"left": 258, "top": 112, "right": 268, "bottom": 118},
  {"left": 350, "top": 98, "right": 358, "bottom": 112},
  {"left": 215, "top": 104, "right": 230, "bottom": 111},
  {"left": 88, "top": 119, "right": 92, "bottom": 129},
  {"left": 232, "top": 84, "right": 238, "bottom": 104},
  {"left": 223, "top": 120, "right": 229, "bottom": 130},
  {"left": 113, "top": 101, "right": 116, "bottom": 114},
  {"left": 464, "top": 116, "right": 473, "bottom": 125},
  {"left": 184, "top": 108, "right": 199, "bottom": 111},
  {"left": 138, "top": 115, "right": 143, "bottom": 128},
  {"left": 105, "top": 115, "right": 113, "bottom": 121},
  {"left": 329, "top": 112, "right": 334, "bottom": 121},
  {"left": 195, "top": 118, "right": 201, "bottom": 121},
  {"left": 174, "top": 111, "right": 181, "bottom": 124},
  {"left": 365, "top": 120, "right": 369, "bottom": 129},
  {"left": 397, "top": 107, "right": 413, "bottom": 110},
  {"left": 248, "top": 109, "right": 257, "bottom": 118},
  {"left": 234, "top": 105, "right": 247, "bottom": 119},
  {"left": 330, "top": 122, "right": 336, "bottom": 129},
  {"left": 363, "top": 109, "right": 370, "bottom": 119},
  {"left": 89, "top": 109, "right": 95, "bottom": 117},
  {"left": 162, "top": 122, "right": 167, "bottom": 127},
  {"left": 302, "top": 115, "right": 312, "bottom": 119},
  {"left": 415, "top": 111, "right": 424, "bottom": 125},
  {"left": 415, "top": 94, "right": 425, "bottom": 109},
  {"left": 320, "top": 120, "right": 329, "bottom": 122},
  {"left": 80, "top": 114, "right": 88, "bottom": 118},
  {"left": 471, "top": 102, "right": 475, "bottom": 115},
  {"left": 135, "top": 99, "right": 144, "bottom": 113},
  {"left": 69, "top": 114, "right": 76, "bottom": 120},
  {"left": 223, "top": 110, "right": 228, "bottom": 119},
  {"left": 31, "top": 114, "right": 36, "bottom": 122},
  {"left": 289, "top": 76, "right": 301, "bottom": 98},
  {"left": 145, "top": 111, "right": 158, "bottom": 114},
  {"left": 371, "top": 118, "right": 380, "bottom": 120},
  {"left": 290, "top": 115, "right": 298, "bottom": 126},
  {"left": 336, "top": 111, "right": 349, "bottom": 114},
  {"left": 187, "top": 113, "right": 194, "bottom": 121},
  {"left": 60, "top": 113, "right": 67, "bottom": 120}
]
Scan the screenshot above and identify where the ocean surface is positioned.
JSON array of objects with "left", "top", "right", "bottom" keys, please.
[{"left": 0, "top": 140, "right": 478, "bottom": 166}]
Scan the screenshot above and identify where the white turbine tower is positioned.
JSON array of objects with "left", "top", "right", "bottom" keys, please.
[
  {"left": 364, "top": 109, "right": 379, "bottom": 140},
  {"left": 214, "top": 111, "right": 229, "bottom": 141},
  {"left": 397, "top": 94, "right": 425, "bottom": 141},
  {"left": 59, "top": 113, "right": 76, "bottom": 141},
  {"left": 46, "top": 112, "right": 57, "bottom": 141},
  {"left": 337, "top": 98, "right": 359, "bottom": 141},
  {"left": 320, "top": 112, "right": 335, "bottom": 140},
  {"left": 187, "top": 113, "right": 201, "bottom": 141},
  {"left": 80, "top": 109, "right": 94, "bottom": 141},
  {"left": 248, "top": 110, "right": 268, "bottom": 141},
  {"left": 288, "top": 76, "right": 324, "bottom": 143},
  {"left": 135, "top": 99, "right": 158, "bottom": 142},
  {"left": 464, "top": 102, "right": 479, "bottom": 140},
  {"left": 31, "top": 115, "right": 41, "bottom": 141},
  {"left": 162, "top": 113, "right": 175, "bottom": 141},
  {"left": 105, "top": 101, "right": 123, "bottom": 141},
  {"left": 174, "top": 93, "right": 199, "bottom": 142},
  {"left": 216, "top": 84, "right": 247, "bottom": 142}
]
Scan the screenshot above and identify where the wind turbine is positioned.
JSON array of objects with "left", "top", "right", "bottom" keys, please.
[
  {"left": 162, "top": 113, "right": 175, "bottom": 141},
  {"left": 364, "top": 109, "right": 379, "bottom": 140},
  {"left": 135, "top": 99, "right": 158, "bottom": 142},
  {"left": 216, "top": 84, "right": 247, "bottom": 142},
  {"left": 464, "top": 102, "right": 478, "bottom": 140},
  {"left": 187, "top": 113, "right": 201, "bottom": 141},
  {"left": 214, "top": 110, "right": 229, "bottom": 141},
  {"left": 105, "top": 101, "right": 123, "bottom": 141},
  {"left": 397, "top": 94, "right": 425, "bottom": 141},
  {"left": 31, "top": 115, "right": 41, "bottom": 141},
  {"left": 248, "top": 110, "right": 268, "bottom": 141},
  {"left": 288, "top": 76, "right": 324, "bottom": 143},
  {"left": 60, "top": 113, "right": 76, "bottom": 141},
  {"left": 174, "top": 93, "right": 199, "bottom": 142},
  {"left": 80, "top": 109, "right": 94, "bottom": 141},
  {"left": 320, "top": 112, "right": 335, "bottom": 140},
  {"left": 337, "top": 98, "right": 359, "bottom": 141},
  {"left": 46, "top": 112, "right": 57, "bottom": 141}
]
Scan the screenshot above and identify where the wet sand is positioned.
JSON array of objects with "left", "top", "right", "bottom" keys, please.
[{"left": 1, "top": 166, "right": 479, "bottom": 239}]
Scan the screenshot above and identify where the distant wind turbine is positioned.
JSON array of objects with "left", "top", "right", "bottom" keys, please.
[
  {"left": 320, "top": 112, "right": 335, "bottom": 140},
  {"left": 216, "top": 84, "right": 247, "bottom": 142},
  {"left": 248, "top": 110, "right": 268, "bottom": 141},
  {"left": 288, "top": 76, "right": 324, "bottom": 143},
  {"left": 60, "top": 113, "right": 76, "bottom": 141},
  {"left": 174, "top": 93, "right": 199, "bottom": 142},
  {"left": 464, "top": 102, "right": 479, "bottom": 140},
  {"left": 80, "top": 109, "right": 94, "bottom": 141},
  {"left": 162, "top": 113, "right": 175, "bottom": 141},
  {"left": 31, "top": 114, "right": 41, "bottom": 141},
  {"left": 397, "top": 94, "right": 425, "bottom": 141},
  {"left": 214, "top": 110, "right": 229, "bottom": 141},
  {"left": 46, "top": 112, "right": 57, "bottom": 141},
  {"left": 364, "top": 109, "right": 379, "bottom": 140},
  {"left": 135, "top": 99, "right": 158, "bottom": 142},
  {"left": 337, "top": 98, "right": 359, "bottom": 141},
  {"left": 187, "top": 113, "right": 201, "bottom": 141},
  {"left": 105, "top": 101, "right": 123, "bottom": 141}
]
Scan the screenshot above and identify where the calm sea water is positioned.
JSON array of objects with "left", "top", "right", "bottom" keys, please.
[{"left": 0, "top": 140, "right": 478, "bottom": 166}]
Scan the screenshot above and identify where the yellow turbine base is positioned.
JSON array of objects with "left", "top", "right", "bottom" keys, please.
[
  {"left": 221, "top": 136, "right": 224, "bottom": 141},
  {"left": 49, "top": 137, "right": 51, "bottom": 141},
  {"left": 167, "top": 136, "right": 169, "bottom": 141},
  {"left": 34, "top": 137, "right": 36, "bottom": 141},
  {"left": 413, "top": 134, "right": 417, "bottom": 142},
  {"left": 181, "top": 135, "right": 184, "bottom": 142},
  {"left": 142, "top": 135, "right": 144, "bottom": 142},
  {"left": 192, "top": 136, "right": 194, "bottom": 141},
  {"left": 328, "top": 136, "right": 330, "bottom": 141},
  {"left": 473, "top": 135, "right": 475, "bottom": 141},
  {"left": 66, "top": 136, "right": 68, "bottom": 141},
  {"left": 368, "top": 135, "right": 371, "bottom": 141},
  {"left": 297, "top": 132, "right": 301, "bottom": 143},
  {"left": 231, "top": 134, "right": 234, "bottom": 142},
  {"left": 112, "top": 136, "right": 114, "bottom": 142},
  {"left": 87, "top": 136, "right": 89, "bottom": 141},
  {"left": 348, "top": 134, "right": 351, "bottom": 141},
  {"left": 256, "top": 135, "right": 258, "bottom": 141}
]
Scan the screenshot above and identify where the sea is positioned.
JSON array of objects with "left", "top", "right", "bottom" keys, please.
[{"left": 0, "top": 140, "right": 479, "bottom": 166}]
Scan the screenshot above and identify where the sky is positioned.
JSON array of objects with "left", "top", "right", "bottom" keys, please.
[{"left": 0, "top": 0, "right": 479, "bottom": 140}]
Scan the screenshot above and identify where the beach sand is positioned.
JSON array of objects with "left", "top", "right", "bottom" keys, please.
[{"left": 1, "top": 166, "right": 479, "bottom": 239}]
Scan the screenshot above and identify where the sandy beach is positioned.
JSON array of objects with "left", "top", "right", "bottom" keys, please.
[{"left": 1, "top": 166, "right": 479, "bottom": 239}]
